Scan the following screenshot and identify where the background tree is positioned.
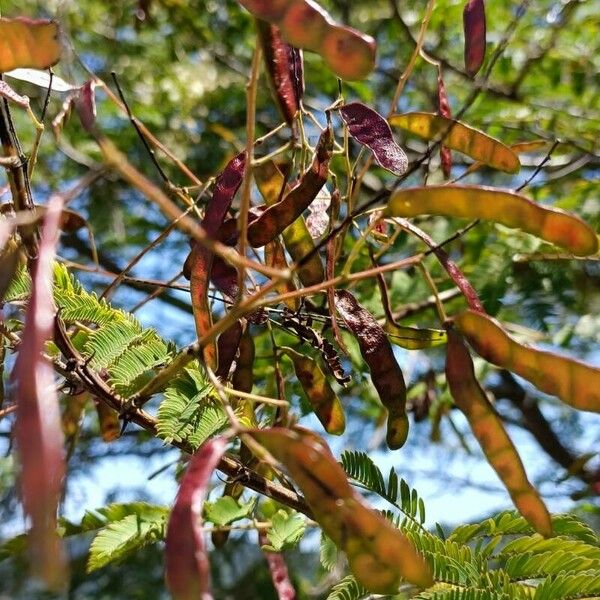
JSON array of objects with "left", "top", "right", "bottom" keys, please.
[{"left": 0, "top": 1, "right": 599, "bottom": 599}]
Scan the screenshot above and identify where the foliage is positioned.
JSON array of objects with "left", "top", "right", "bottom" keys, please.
[{"left": 0, "top": 0, "right": 598, "bottom": 598}]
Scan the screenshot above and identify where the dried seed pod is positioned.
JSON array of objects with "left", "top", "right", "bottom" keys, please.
[
  {"left": 248, "top": 126, "right": 333, "bottom": 248},
  {"left": 334, "top": 290, "right": 409, "bottom": 448},
  {"left": 445, "top": 326, "right": 552, "bottom": 536},
  {"left": 258, "top": 21, "right": 304, "bottom": 125},
  {"left": 281, "top": 346, "right": 345, "bottom": 435},
  {"left": 386, "top": 185, "right": 599, "bottom": 257},
  {"left": 165, "top": 437, "right": 228, "bottom": 600},
  {"left": 189, "top": 152, "right": 246, "bottom": 369},
  {"left": 250, "top": 427, "right": 433, "bottom": 592},
  {"left": 455, "top": 310, "right": 600, "bottom": 413},
  {"left": 390, "top": 112, "right": 519, "bottom": 173},
  {"left": 436, "top": 72, "right": 452, "bottom": 178},
  {"left": 339, "top": 102, "right": 407, "bottom": 176},
  {"left": 463, "top": 0, "right": 486, "bottom": 77},
  {"left": 254, "top": 160, "right": 324, "bottom": 286},
  {"left": 238, "top": 0, "right": 376, "bottom": 80}
]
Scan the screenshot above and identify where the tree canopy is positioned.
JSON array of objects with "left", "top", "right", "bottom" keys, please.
[{"left": 0, "top": 1, "right": 599, "bottom": 599}]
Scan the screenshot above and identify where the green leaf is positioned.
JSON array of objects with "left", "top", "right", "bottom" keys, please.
[
  {"left": 157, "top": 365, "right": 225, "bottom": 450},
  {"left": 326, "top": 575, "right": 367, "bottom": 600},
  {"left": 204, "top": 496, "right": 255, "bottom": 527},
  {"left": 263, "top": 510, "right": 306, "bottom": 552},
  {"left": 86, "top": 505, "right": 168, "bottom": 572},
  {"left": 319, "top": 532, "right": 339, "bottom": 573},
  {"left": 340, "top": 450, "right": 426, "bottom": 524}
]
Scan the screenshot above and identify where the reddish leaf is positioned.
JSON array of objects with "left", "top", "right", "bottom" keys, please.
[
  {"left": 463, "top": 0, "right": 486, "bottom": 77},
  {"left": 14, "top": 195, "right": 67, "bottom": 589},
  {"left": 339, "top": 102, "right": 408, "bottom": 176},
  {"left": 258, "top": 21, "right": 304, "bottom": 125},
  {"left": 259, "top": 532, "right": 296, "bottom": 600},
  {"left": 189, "top": 152, "right": 246, "bottom": 369},
  {"left": 248, "top": 126, "right": 332, "bottom": 247},
  {"left": 165, "top": 437, "right": 228, "bottom": 600},
  {"left": 334, "top": 290, "right": 409, "bottom": 449}
]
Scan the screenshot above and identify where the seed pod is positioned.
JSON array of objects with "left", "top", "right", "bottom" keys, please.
[
  {"left": 455, "top": 310, "right": 600, "bottom": 414},
  {"left": 339, "top": 102, "right": 407, "bottom": 176},
  {"left": 0, "top": 17, "right": 61, "bottom": 72},
  {"left": 95, "top": 398, "right": 120, "bottom": 442},
  {"left": 250, "top": 427, "right": 433, "bottom": 592},
  {"left": 281, "top": 346, "right": 345, "bottom": 435},
  {"left": 215, "top": 322, "right": 244, "bottom": 381},
  {"left": 445, "top": 326, "right": 552, "bottom": 536},
  {"left": 390, "top": 112, "right": 519, "bottom": 173},
  {"left": 165, "top": 437, "right": 228, "bottom": 600},
  {"left": 254, "top": 160, "right": 324, "bottom": 286},
  {"left": 386, "top": 185, "right": 599, "bottom": 257},
  {"left": 189, "top": 152, "right": 246, "bottom": 369},
  {"left": 237, "top": 0, "right": 376, "bottom": 81},
  {"left": 248, "top": 126, "right": 333, "bottom": 248},
  {"left": 334, "top": 290, "right": 408, "bottom": 449},
  {"left": 232, "top": 328, "right": 255, "bottom": 394},
  {"left": 463, "top": 0, "right": 486, "bottom": 77},
  {"left": 436, "top": 72, "right": 452, "bottom": 178},
  {"left": 258, "top": 20, "right": 304, "bottom": 125},
  {"left": 259, "top": 531, "right": 296, "bottom": 600}
]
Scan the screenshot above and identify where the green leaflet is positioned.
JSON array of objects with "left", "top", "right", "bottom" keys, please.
[
  {"left": 449, "top": 511, "right": 598, "bottom": 546},
  {"left": 5, "top": 263, "right": 175, "bottom": 396},
  {"left": 326, "top": 575, "right": 367, "bottom": 600},
  {"left": 87, "top": 512, "right": 166, "bottom": 572},
  {"left": 319, "top": 532, "right": 339, "bottom": 573},
  {"left": 157, "top": 365, "right": 226, "bottom": 450},
  {"left": 262, "top": 510, "right": 306, "bottom": 553},
  {"left": 340, "top": 450, "right": 426, "bottom": 525},
  {"left": 59, "top": 502, "right": 168, "bottom": 573},
  {"left": 204, "top": 497, "right": 255, "bottom": 527}
]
